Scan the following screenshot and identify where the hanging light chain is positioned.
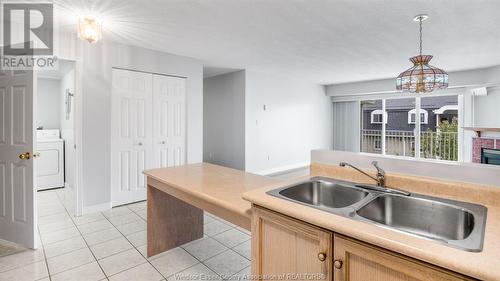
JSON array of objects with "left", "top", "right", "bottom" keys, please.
[{"left": 419, "top": 17, "right": 423, "bottom": 56}]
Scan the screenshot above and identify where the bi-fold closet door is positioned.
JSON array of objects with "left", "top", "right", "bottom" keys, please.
[{"left": 111, "top": 69, "right": 186, "bottom": 206}]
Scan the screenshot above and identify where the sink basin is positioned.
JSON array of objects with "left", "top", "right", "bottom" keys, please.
[
  {"left": 357, "top": 195, "right": 475, "bottom": 241},
  {"left": 356, "top": 194, "right": 486, "bottom": 251},
  {"left": 277, "top": 179, "right": 369, "bottom": 209},
  {"left": 267, "top": 177, "right": 487, "bottom": 252}
]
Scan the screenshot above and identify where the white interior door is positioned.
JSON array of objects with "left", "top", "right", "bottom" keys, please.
[
  {"left": 111, "top": 69, "right": 152, "bottom": 206},
  {"left": 153, "top": 75, "right": 186, "bottom": 167},
  {"left": 0, "top": 68, "right": 37, "bottom": 248}
]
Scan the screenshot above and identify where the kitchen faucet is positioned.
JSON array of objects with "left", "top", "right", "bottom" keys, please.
[
  {"left": 339, "top": 161, "right": 385, "bottom": 186},
  {"left": 339, "top": 161, "right": 410, "bottom": 196}
]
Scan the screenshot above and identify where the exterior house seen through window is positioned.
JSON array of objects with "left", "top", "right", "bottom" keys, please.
[{"left": 360, "top": 95, "right": 459, "bottom": 161}]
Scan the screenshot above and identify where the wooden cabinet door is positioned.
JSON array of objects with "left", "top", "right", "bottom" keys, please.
[
  {"left": 252, "top": 206, "right": 332, "bottom": 281},
  {"left": 333, "top": 234, "right": 473, "bottom": 281}
]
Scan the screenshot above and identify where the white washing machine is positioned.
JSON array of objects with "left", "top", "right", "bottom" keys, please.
[{"left": 36, "top": 129, "right": 65, "bottom": 190}]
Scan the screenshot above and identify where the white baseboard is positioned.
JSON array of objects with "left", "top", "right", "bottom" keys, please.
[
  {"left": 253, "top": 162, "right": 310, "bottom": 176},
  {"left": 81, "top": 202, "right": 112, "bottom": 215}
]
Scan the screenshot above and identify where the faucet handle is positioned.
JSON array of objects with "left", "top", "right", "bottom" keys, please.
[{"left": 371, "top": 161, "right": 385, "bottom": 176}]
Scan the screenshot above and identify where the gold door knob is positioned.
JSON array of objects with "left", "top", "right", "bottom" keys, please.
[
  {"left": 334, "top": 259, "right": 343, "bottom": 269},
  {"left": 19, "top": 152, "right": 31, "bottom": 160},
  {"left": 317, "top": 252, "right": 327, "bottom": 262}
]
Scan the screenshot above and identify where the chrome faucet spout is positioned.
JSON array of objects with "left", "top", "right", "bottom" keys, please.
[
  {"left": 339, "top": 161, "right": 386, "bottom": 187},
  {"left": 339, "top": 162, "right": 381, "bottom": 185}
]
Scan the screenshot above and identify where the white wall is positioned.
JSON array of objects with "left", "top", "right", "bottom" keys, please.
[
  {"left": 59, "top": 67, "right": 77, "bottom": 214},
  {"left": 80, "top": 41, "right": 203, "bottom": 210},
  {"left": 203, "top": 71, "right": 246, "bottom": 170},
  {"left": 473, "top": 87, "right": 500, "bottom": 128},
  {"left": 37, "top": 78, "right": 61, "bottom": 129},
  {"left": 245, "top": 71, "right": 333, "bottom": 174}
]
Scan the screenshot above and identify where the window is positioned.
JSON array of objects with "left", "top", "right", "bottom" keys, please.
[
  {"left": 360, "top": 100, "right": 383, "bottom": 155},
  {"left": 370, "top": 109, "right": 387, "bottom": 124},
  {"left": 360, "top": 95, "right": 459, "bottom": 161},
  {"left": 408, "top": 109, "right": 428, "bottom": 124}
]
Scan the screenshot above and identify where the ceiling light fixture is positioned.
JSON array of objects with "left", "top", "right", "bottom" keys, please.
[
  {"left": 78, "top": 16, "right": 102, "bottom": 43},
  {"left": 396, "top": 14, "right": 448, "bottom": 93}
]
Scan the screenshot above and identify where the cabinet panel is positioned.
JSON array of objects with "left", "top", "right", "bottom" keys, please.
[
  {"left": 252, "top": 206, "right": 332, "bottom": 281},
  {"left": 333, "top": 234, "right": 473, "bottom": 281}
]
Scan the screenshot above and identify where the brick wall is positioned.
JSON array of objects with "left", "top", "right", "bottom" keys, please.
[{"left": 472, "top": 137, "right": 496, "bottom": 163}]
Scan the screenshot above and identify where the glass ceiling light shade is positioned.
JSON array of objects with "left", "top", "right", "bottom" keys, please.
[
  {"left": 396, "top": 15, "right": 448, "bottom": 93},
  {"left": 78, "top": 16, "right": 102, "bottom": 43}
]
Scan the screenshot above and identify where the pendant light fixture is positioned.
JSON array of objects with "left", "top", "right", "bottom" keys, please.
[
  {"left": 396, "top": 14, "right": 448, "bottom": 93},
  {"left": 78, "top": 16, "right": 102, "bottom": 43}
]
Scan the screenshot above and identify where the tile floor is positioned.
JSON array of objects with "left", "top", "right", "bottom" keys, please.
[
  {"left": 0, "top": 189, "right": 251, "bottom": 281},
  {"left": 0, "top": 167, "right": 308, "bottom": 281}
]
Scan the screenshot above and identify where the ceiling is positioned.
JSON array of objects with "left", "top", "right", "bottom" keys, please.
[{"left": 52, "top": 0, "right": 500, "bottom": 84}]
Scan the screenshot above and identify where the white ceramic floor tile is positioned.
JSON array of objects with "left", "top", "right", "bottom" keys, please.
[
  {"left": 204, "top": 250, "right": 250, "bottom": 278},
  {"left": 90, "top": 237, "right": 133, "bottom": 260},
  {"left": 38, "top": 204, "right": 67, "bottom": 217},
  {"left": 167, "top": 263, "right": 221, "bottom": 281},
  {"left": 150, "top": 248, "right": 198, "bottom": 277},
  {"left": 103, "top": 206, "right": 134, "bottom": 218},
  {"left": 44, "top": 236, "right": 87, "bottom": 258},
  {"left": 108, "top": 213, "right": 142, "bottom": 226},
  {"left": 98, "top": 249, "right": 146, "bottom": 276},
  {"left": 235, "top": 226, "right": 251, "bottom": 236},
  {"left": 38, "top": 219, "right": 75, "bottom": 235},
  {"left": 203, "top": 221, "right": 232, "bottom": 237},
  {"left": 0, "top": 260, "right": 48, "bottom": 281},
  {"left": 126, "top": 230, "right": 147, "bottom": 247},
  {"left": 47, "top": 247, "right": 95, "bottom": 275},
  {"left": 231, "top": 240, "right": 251, "bottom": 260},
  {"left": 231, "top": 266, "right": 251, "bottom": 280},
  {"left": 83, "top": 228, "right": 124, "bottom": 246},
  {"left": 126, "top": 201, "right": 146, "bottom": 212},
  {"left": 40, "top": 227, "right": 81, "bottom": 245},
  {"left": 77, "top": 220, "right": 114, "bottom": 235},
  {"left": 0, "top": 248, "right": 45, "bottom": 271},
  {"left": 136, "top": 209, "right": 147, "bottom": 220},
  {"left": 136, "top": 245, "right": 147, "bottom": 258},
  {"left": 116, "top": 220, "right": 146, "bottom": 235},
  {"left": 203, "top": 214, "right": 215, "bottom": 224},
  {"left": 182, "top": 237, "right": 228, "bottom": 261},
  {"left": 72, "top": 213, "right": 106, "bottom": 226},
  {"left": 212, "top": 229, "right": 250, "bottom": 248},
  {"left": 109, "top": 262, "right": 163, "bottom": 281},
  {"left": 38, "top": 213, "right": 71, "bottom": 226},
  {"left": 51, "top": 261, "right": 105, "bottom": 281}
]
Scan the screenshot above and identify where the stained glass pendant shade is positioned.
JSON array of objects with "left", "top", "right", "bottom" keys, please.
[{"left": 396, "top": 15, "right": 448, "bottom": 93}]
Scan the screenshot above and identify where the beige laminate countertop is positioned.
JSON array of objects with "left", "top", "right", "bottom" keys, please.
[
  {"left": 143, "top": 163, "right": 284, "bottom": 228},
  {"left": 144, "top": 162, "right": 500, "bottom": 280},
  {"left": 243, "top": 162, "right": 500, "bottom": 281}
]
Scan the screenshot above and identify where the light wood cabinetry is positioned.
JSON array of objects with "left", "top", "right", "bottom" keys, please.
[
  {"left": 333, "top": 235, "right": 472, "bottom": 281},
  {"left": 252, "top": 206, "right": 332, "bottom": 281},
  {"left": 252, "top": 206, "right": 474, "bottom": 281}
]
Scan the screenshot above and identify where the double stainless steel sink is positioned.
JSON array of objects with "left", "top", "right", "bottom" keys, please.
[{"left": 267, "top": 177, "right": 487, "bottom": 252}]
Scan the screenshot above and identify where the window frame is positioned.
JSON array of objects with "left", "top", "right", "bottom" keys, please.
[
  {"left": 359, "top": 94, "right": 461, "bottom": 162},
  {"left": 370, "top": 109, "right": 387, "bottom": 124},
  {"left": 408, "top": 109, "right": 428, "bottom": 124}
]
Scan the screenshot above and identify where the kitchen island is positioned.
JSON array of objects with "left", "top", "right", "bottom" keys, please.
[
  {"left": 143, "top": 163, "right": 283, "bottom": 257},
  {"left": 144, "top": 162, "right": 500, "bottom": 281}
]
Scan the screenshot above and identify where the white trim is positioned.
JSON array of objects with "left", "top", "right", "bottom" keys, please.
[
  {"left": 82, "top": 202, "right": 112, "bottom": 215},
  {"left": 433, "top": 104, "right": 459, "bottom": 114},
  {"left": 408, "top": 108, "right": 428, "bottom": 124},
  {"left": 370, "top": 109, "right": 387, "bottom": 124},
  {"left": 252, "top": 162, "right": 310, "bottom": 176}
]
